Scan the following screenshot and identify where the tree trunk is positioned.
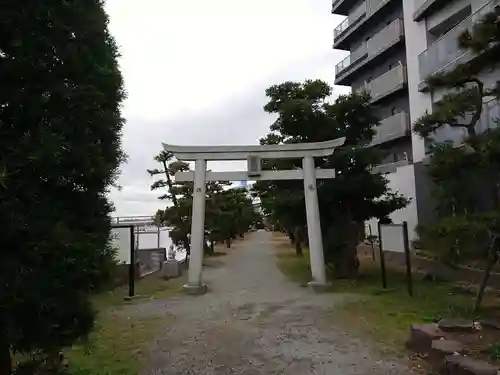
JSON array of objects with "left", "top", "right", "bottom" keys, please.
[
  {"left": 0, "top": 339, "right": 11, "bottom": 375},
  {"left": 162, "top": 160, "right": 191, "bottom": 255},
  {"left": 288, "top": 229, "right": 296, "bottom": 245},
  {"left": 474, "top": 233, "right": 498, "bottom": 311},
  {"left": 334, "top": 223, "right": 360, "bottom": 278},
  {"left": 293, "top": 226, "right": 303, "bottom": 257}
]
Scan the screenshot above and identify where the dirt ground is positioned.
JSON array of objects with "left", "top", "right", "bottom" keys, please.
[{"left": 123, "top": 231, "right": 412, "bottom": 375}]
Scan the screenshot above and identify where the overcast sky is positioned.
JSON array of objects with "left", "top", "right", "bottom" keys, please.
[{"left": 104, "top": 0, "right": 349, "bottom": 217}]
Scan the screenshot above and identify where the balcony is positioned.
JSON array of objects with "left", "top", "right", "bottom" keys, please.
[
  {"left": 335, "top": 19, "right": 404, "bottom": 84},
  {"left": 418, "top": 0, "right": 498, "bottom": 84},
  {"left": 333, "top": 2, "right": 366, "bottom": 40},
  {"left": 333, "top": 0, "right": 395, "bottom": 49},
  {"left": 331, "top": 0, "right": 353, "bottom": 15},
  {"left": 413, "top": 0, "right": 450, "bottom": 21},
  {"left": 361, "top": 63, "right": 407, "bottom": 103},
  {"left": 370, "top": 112, "right": 411, "bottom": 146}
]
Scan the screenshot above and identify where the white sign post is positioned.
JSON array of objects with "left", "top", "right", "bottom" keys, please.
[
  {"left": 111, "top": 224, "right": 135, "bottom": 297},
  {"left": 163, "top": 138, "right": 345, "bottom": 295}
]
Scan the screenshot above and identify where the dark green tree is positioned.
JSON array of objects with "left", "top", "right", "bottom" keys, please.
[
  {"left": 413, "top": 7, "right": 500, "bottom": 310},
  {"left": 0, "top": 1, "right": 125, "bottom": 372},
  {"left": 413, "top": 7, "right": 500, "bottom": 215},
  {"left": 206, "top": 186, "right": 260, "bottom": 249},
  {"left": 414, "top": 6, "right": 500, "bottom": 139},
  {"left": 253, "top": 80, "right": 409, "bottom": 277},
  {"left": 148, "top": 151, "right": 191, "bottom": 255}
]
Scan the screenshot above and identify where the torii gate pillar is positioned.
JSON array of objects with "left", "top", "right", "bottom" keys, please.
[{"left": 163, "top": 138, "right": 345, "bottom": 295}]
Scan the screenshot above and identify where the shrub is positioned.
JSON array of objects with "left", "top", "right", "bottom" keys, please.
[{"left": 417, "top": 212, "right": 500, "bottom": 266}]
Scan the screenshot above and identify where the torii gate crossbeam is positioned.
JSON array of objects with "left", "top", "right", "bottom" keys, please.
[{"left": 163, "top": 138, "right": 346, "bottom": 295}]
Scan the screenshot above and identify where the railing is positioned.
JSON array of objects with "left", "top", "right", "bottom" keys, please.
[
  {"left": 418, "top": 0, "right": 498, "bottom": 80},
  {"left": 366, "top": 0, "right": 391, "bottom": 13},
  {"left": 371, "top": 112, "right": 410, "bottom": 146},
  {"left": 335, "top": 55, "right": 352, "bottom": 75},
  {"left": 332, "top": 0, "right": 346, "bottom": 11},
  {"left": 367, "top": 18, "right": 403, "bottom": 56},
  {"left": 335, "top": 19, "right": 403, "bottom": 76},
  {"left": 365, "top": 63, "right": 407, "bottom": 101},
  {"left": 335, "top": 44, "right": 367, "bottom": 75},
  {"left": 333, "top": 1, "right": 367, "bottom": 39}
]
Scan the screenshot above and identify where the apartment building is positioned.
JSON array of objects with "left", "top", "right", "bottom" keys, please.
[{"left": 332, "top": 0, "right": 500, "bottom": 239}]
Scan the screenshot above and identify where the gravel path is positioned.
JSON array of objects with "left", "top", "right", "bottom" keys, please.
[{"left": 138, "top": 230, "right": 411, "bottom": 375}]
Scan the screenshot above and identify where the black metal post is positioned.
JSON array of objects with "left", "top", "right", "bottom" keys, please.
[
  {"left": 369, "top": 224, "right": 375, "bottom": 262},
  {"left": 129, "top": 226, "right": 135, "bottom": 298},
  {"left": 402, "top": 221, "right": 413, "bottom": 297},
  {"left": 377, "top": 221, "right": 387, "bottom": 289}
]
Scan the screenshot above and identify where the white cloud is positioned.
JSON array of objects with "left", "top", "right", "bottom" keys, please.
[{"left": 104, "top": 0, "right": 349, "bottom": 217}]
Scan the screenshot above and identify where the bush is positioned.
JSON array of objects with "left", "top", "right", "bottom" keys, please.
[{"left": 417, "top": 212, "right": 500, "bottom": 265}]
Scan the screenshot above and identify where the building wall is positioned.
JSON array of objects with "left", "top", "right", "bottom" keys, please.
[
  {"left": 373, "top": 94, "right": 410, "bottom": 119},
  {"left": 366, "top": 164, "right": 419, "bottom": 240}
]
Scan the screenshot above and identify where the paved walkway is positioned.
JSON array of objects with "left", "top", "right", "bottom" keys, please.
[{"left": 137, "top": 231, "right": 410, "bottom": 375}]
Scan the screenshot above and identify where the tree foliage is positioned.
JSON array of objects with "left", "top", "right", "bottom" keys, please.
[
  {"left": 149, "top": 154, "right": 261, "bottom": 253},
  {"left": 414, "top": 6, "right": 500, "bottom": 139},
  {"left": 413, "top": 7, "right": 500, "bottom": 217},
  {"left": 253, "top": 80, "right": 409, "bottom": 277},
  {"left": 413, "top": 8, "right": 500, "bottom": 309},
  {"left": 0, "top": 1, "right": 125, "bottom": 372}
]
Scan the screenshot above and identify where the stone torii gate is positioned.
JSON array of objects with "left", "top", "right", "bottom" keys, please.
[{"left": 163, "top": 138, "right": 346, "bottom": 295}]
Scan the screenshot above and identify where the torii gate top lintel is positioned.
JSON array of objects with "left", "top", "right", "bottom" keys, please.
[{"left": 162, "top": 138, "right": 345, "bottom": 161}]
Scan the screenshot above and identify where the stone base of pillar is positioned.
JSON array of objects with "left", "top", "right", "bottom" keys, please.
[
  {"left": 308, "top": 281, "right": 331, "bottom": 293},
  {"left": 182, "top": 284, "right": 208, "bottom": 295}
]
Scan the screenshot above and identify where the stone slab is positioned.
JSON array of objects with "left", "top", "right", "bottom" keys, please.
[
  {"left": 308, "top": 281, "right": 332, "bottom": 293},
  {"left": 407, "top": 323, "right": 444, "bottom": 353},
  {"left": 163, "top": 260, "right": 181, "bottom": 279},
  {"left": 182, "top": 284, "right": 208, "bottom": 295},
  {"left": 438, "top": 318, "right": 477, "bottom": 333},
  {"left": 480, "top": 319, "right": 500, "bottom": 331},
  {"left": 445, "top": 355, "right": 498, "bottom": 375},
  {"left": 429, "top": 339, "right": 464, "bottom": 372}
]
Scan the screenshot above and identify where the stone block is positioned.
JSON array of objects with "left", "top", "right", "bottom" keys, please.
[
  {"left": 445, "top": 355, "right": 498, "bottom": 375},
  {"left": 182, "top": 284, "right": 208, "bottom": 295},
  {"left": 428, "top": 339, "right": 464, "bottom": 372},
  {"left": 480, "top": 319, "right": 500, "bottom": 331},
  {"left": 308, "top": 281, "right": 332, "bottom": 293},
  {"left": 407, "top": 323, "right": 444, "bottom": 353},
  {"left": 162, "top": 260, "right": 181, "bottom": 279},
  {"left": 438, "top": 319, "right": 478, "bottom": 333}
]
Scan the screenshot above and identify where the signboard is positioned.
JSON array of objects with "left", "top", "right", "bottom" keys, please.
[
  {"left": 379, "top": 224, "right": 404, "bottom": 253},
  {"left": 111, "top": 226, "right": 132, "bottom": 264}
]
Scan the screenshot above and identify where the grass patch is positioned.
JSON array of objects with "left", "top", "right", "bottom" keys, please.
[
  {"left": 274, "top": 239, "right": 500, "bottom": 354},
  {"left": 64, "top": 274, "right": 185, "bottom": 375},
  {"left": 276, "top": 247, "right": 312, "bottom": 285},
  {"left": 92, "top": 272, "right": 185, "bottom": 310}
]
